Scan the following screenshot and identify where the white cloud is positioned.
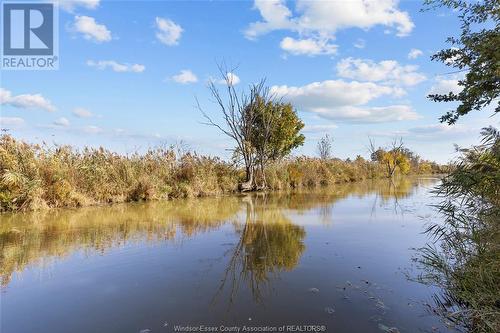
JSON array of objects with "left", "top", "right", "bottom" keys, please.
[
  {"left": 408, "top": 48, "right": 423, "bottom": 59},
  {"left": 408, "top": 123, "right": 467, "bottom": 135},
  {"left": 298, "top": 0, "right": 414, "bottom": 37},
  {"left": 443, "top": 47, "right": 462, "bottom": 65},
  {"left": 0, "top": 88, "right": 10, "bottom": 103},
  {"left": 428, "top": 77, "right": 462, "bottom": 95},
  {"left": 54, "top": 117, "right": 70, "bottom": 127},
  {"left": 336, "top": 57, "right": 426, "bottom": 86},
  {"left": 110, "top": 128, "right": 163, "bottom": 140},
  {"left": 226, "top": 73, "right": 240, "bottom": 85},
  {"left": 369, "top": 123, "right": 471, "bottom": 139},
  {"left": 245, "top": 0, "right": 414, "bottom": 44},
  {"left": 0, "top": 117, "right": 25, "bottom": 127},
  {"left": 271, "top": 80, "right": 402, "bottom": 107},
  {"left": 0, "top": 88, "right": 56, "bottom": 112},
  {"left": 87, "top": 60, "right": 145, "bottom": 73},
  {"left": 318, "top": 105, "right": 419, "bottom": 123},
  {"left": 72, "top": 16, "right": 111, "bottom": 43},
  {"left": 280, "top": 37, "right": 337, "bottom": 56},
  {"left": 84, "top": 125, "right": 103, "bottom": 134},
  {"left": 72, "top": 107, "right": 93, "bottom": 118},
  {"left": 245, "top": 0, "right": 294, "bottom": 40},
  {"left": 171, "top": 70, "right": 198, "bottom": 84},
  {"left": 303, "top": 124, "right": 338, "bottom": 133},
  {"left": 58, "top": 0, "right": 100, "bottom": 12},
  {"left": 155, "top": 17, "right": 183, "bottom": 46},
  {"left": 270, "top": 80, "right": 417, "bottom": 123},
  {"left": 353, "top": 38, "right": 366, "bottom": 49},
  {"left": 216, "top": 72, "right": 240, "bottom": 86}
]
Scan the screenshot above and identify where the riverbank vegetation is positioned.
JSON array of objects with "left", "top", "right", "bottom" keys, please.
[
  {"left": 415, "top": 1, "right": 499, "bottom": 331},
  {"left": 0, "top": 133, "right": 443, "bottom": 212},
  {"left": 416, "top": 127, "right": 499, "bottom": 332}
]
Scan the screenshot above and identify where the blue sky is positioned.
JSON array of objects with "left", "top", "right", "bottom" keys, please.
[{"left": 1, "top": 0, "right": 497, "bottom": 163}]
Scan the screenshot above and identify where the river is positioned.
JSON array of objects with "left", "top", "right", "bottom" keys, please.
[{"left": 0, "top": 177, "right": 455, "bottom": 333}]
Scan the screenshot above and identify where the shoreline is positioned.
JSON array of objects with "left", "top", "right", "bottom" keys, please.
[
  {"left": 1, "top": 175, "right": 444, "bottom": 215},
  {"left": 0, "top": 134, "right": 447, "bottom": 213}
]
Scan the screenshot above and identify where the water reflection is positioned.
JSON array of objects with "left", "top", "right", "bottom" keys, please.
[
  {"left": 0, "top": 177, "right": 432, "bottom": 288},
  {"left": 214, "top": 196, "right": 306, "bottom": 305},
  {"left": 0, "top": 198, "right": 241, "bottom": 286},
  {"left": 2, "top": 177, "right": 451, "bottom": 333}
]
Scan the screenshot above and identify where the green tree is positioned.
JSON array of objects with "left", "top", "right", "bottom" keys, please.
[
  {"left": 250, "top": 96, "right": 305, "bottom": 188},
  {"left": 370, "top": 148, "right": 385, "bottom": 163},
  {"left": 199, "top": 66, "right": 269, "bottom": 191},
  {"left": 369, "top": 138, "right": 411, "bottom": 177},
  {"left": 379, "top": 150, "right": 411, "bottom": 177},
  {"left": 425, "top": 0, "right": 499, "bottom": 124},
  {"left": 264, "top": 102, "right": 305, "bottom": 161},
  {"left": 200, "top": 67, "right": 304, "bottom": 191}
]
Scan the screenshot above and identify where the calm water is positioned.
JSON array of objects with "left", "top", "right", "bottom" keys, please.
[{"left": 0, "top": 177, "right": 455, "bottom": 333}]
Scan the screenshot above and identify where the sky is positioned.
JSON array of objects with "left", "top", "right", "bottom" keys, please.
[{"left": 1, "top": 0, "right": 498, "bottom": 163}]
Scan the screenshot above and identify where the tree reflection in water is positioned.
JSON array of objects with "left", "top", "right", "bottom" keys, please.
[
  {"left": 369, "top": 177, "right": 422, "bottom": 216},
  {"left": 0, "top": 177, "right": 425, "bottom": 290},
  {"left": 212, "top": 177, "right": 434, "bottom": 307},
  {"left": 214, "top": 195, "right": 306, "bottom": 306}
]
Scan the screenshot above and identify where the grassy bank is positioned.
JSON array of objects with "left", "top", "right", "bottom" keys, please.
[
  {"left": 0, "top": 134, "right": 444, "bottom": 212},
  {"left": 416, "top": 127, "right": 500, "bottom": 332}
]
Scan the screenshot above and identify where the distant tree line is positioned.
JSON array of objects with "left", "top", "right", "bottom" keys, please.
[
  {"left": 368, "top": 138, "right": 440, "bottom": 178},
  {"left": 314, "top": 133, "right": 438, "bottom": 178}
]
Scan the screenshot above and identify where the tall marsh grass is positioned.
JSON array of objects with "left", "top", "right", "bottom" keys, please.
[
  {"left": 0, "top": 135, "right": 444, "bottom": 212},
  {"left": 416, "top": 127, "right": 499, "bottom": 332}
]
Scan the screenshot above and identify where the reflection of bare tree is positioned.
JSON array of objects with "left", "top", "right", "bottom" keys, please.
[
  {"left": 319, "top": 203, "right": 333, "bottom": 226},
  {"left": 213, "top": 195, "right": 306, "bottom": 307},
  {"left": 369, "top": 177, "right": 415, "bottom": 217}
]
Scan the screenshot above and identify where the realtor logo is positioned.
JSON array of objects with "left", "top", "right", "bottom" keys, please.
[{"left": 1, "top": 2, "right": 58, "bottom": 70}]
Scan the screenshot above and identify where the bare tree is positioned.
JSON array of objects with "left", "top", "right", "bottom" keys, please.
[
  {"left": 317, "top": 134, "right": 333, "bottom": 160},
  {"left": 197, "top": 65, "right": 269, "bottom": 191}
]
